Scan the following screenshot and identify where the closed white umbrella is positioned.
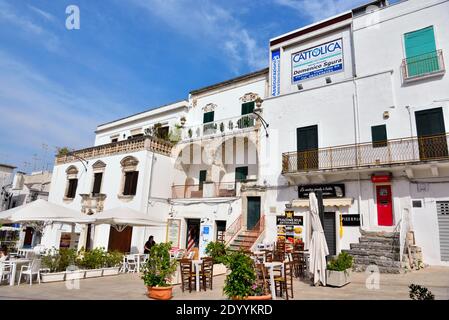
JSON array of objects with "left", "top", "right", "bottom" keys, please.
[
  {"left": 92, "top": 207, "right": 166, "bottom": 231},
  {"left": 0, "top": 199, "right": 94, "bottom": 224},
  {"left": 309, "top": 192, "right": 329, "bottom": 286}
]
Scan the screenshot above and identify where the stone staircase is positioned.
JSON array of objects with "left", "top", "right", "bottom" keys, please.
[
  {"left": 228, "top": 230, "right": 260, "bottom": 252},
  {"left": 343, "top": 229, "right": 403, "bottom": 274}
]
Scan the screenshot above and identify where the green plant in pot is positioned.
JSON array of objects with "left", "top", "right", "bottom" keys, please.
[
  {"left": 326, "top": 252, "right": 353, "bottom": 287},
  {"left": 221, "top": 249, "right": 270, "bottom": 300},
  {"left": 205, "top": 241, "right": 227, "bottom": 264},
  {"left": 141, "top": 242, "right": 178, "bottom": 300}
]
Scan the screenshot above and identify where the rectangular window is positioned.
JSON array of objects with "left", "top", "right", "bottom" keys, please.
[
  {"left": 203, "top": 111, "right": 215, "bottom": 134},
  {"left": 111, "top": 138, "right": 118, "bottom": 143},
  {"left": 92, "top": 172, "right": 103, "bottom": 195},
  {"left": 66, "top": 179, "right": 78, "bottom": 199},
  {"left": 235, "top": 166, "right": 248, "bottom": 181},
  {"left": 157, "top": 126, "right": 169, "bottom": 140},
  {"left": 404, "top": 26, "right": 438, "bottom": 77},
  {"left": 199, "top": 170, "right": 207, "bottom": 190},
  {"left": 123, "top": 171, "right": 139, "bottom": 196},
  {"left": 371, "top": 125, "right": 387, "bottom": 148}
]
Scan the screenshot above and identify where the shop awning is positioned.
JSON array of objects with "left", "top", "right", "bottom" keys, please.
[{"left": 292, "top": 198, "right": 353, "bottom": 208}]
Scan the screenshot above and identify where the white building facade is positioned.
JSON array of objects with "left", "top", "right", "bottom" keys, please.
[{"left": 42, "top": 0, "right": 448, "bottom": 270}]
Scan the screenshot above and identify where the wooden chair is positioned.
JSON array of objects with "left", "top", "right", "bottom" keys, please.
[
  {"left": 179, "top": 259, "right": 196, "bottom": 293},
  {"left": 291, "top": 252, "right": 305, "bottom": 278},
  {"left": 273, "top": 250, "right": 285, "bottom": 262},
  {"left": 276, "top": 240, "right": 286, "bottom": 253},
  {"left": 274, "top": 261, "right": 294, "bottom": 300},
  {"left": 264, "top": 250, "right": 273, "bottom": 262},
  {"left": 294, "top": 242, "right": 305, "bottom": 252},
  {"left": 200, "top": 257, "right": 214, "bottom": 291},
  {"left": 255, "top": 263, "right": 270, "bottom": 295}
]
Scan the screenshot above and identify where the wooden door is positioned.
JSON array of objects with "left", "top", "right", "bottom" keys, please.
[
  {"left": 247, "top": 197, "right": 261, "bottom": 230},
  {"left": 108, "top": 226, "right": 133, "bottom": 253},
  {"left": 297, "top": 125, "right": 318, "bottom": 170},
  {"left": 415, "top": 107, "right": 447, "bottom": 160}
]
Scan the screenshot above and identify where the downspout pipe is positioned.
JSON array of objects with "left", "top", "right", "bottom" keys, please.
[{"left": 144, "top": 152, "right": 156, "bottom": 240}]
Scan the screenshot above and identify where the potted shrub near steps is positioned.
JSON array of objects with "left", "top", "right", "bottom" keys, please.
[
  {"left": 142, "top": 242, "right": 178, "bottom": 300},
  {"left": 204, "top": 241, "right": 228, "bottom": 276},
  {"left": 326, "top": 252, "right": 354, "bottom": 287},
  {"left": 222, "top": 249, "right": 271, "bottom": 300}
]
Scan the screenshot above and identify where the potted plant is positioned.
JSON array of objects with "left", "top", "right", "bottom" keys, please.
[
  {"left": 205, "top": 241, "right": 228, "bottom": 276},
  {"left": 80, "top": 247, "right": 106, "bottom": 278},
  {"left": 142, "top": 242, "right": 178, "bottom": 300},
  {"left": 246, "top": 283, "right": 272, "bottom": 300},
  {"left": 41, "top": 248, "right": 66, "bottom": 283},
  {"left": 221, "top": 249, "right": 270, "bottom": 300},
  {"left": 61, "top": 248, "right": 85, "bottom": 281},
  {"left": 326, "top": 252, "right": 353, "bottom": 287},
  {"left": 103, "top": 251, "right": 123, "bottom": 276}
]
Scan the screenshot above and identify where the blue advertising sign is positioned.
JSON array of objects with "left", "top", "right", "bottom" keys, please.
[
  {"left": 271, "top": 49, "right": 280, "bottom": 96},
  {"left": 291, "top": 38, "right": 344, "bottom": 83}
]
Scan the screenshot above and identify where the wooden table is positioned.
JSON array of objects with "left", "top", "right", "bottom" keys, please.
[
  {"left": 7, "top": 259, "right": 31, "bottom": 286},
  {"left": 264, "top": 261, "right": 284, "bottom": 300},
  {"left": 191, "top": 260, "right": 203, "bottom": 292}
]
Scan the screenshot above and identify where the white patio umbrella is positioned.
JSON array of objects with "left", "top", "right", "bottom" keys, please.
[
  {"left": 0, "top": 199, "right": 93, "bottom": 224},
  {"left": 308, "top": 192, "right": 329, "bottom": 286},
  {"left": 91, "top": 207, "right": 166, "bottom": 231}
]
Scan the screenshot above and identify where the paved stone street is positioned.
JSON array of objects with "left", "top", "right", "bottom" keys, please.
[{"left": 0, "top": 266, "right": 448, "bottom": 300}]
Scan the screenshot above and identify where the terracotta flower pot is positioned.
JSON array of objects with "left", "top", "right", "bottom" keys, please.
[
  {"left": 147, "top": 286, "right": 173, "bottom": 300},
  {"left": 245, "top": 295, "right": 272, "bottom": 300}
]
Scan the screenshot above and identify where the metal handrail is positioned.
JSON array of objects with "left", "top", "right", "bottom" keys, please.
[
  {"left": 401, "top": 49, "right": 445, "bottom": 81},
  {"left": 282, "top": 132, "right": 449, "bottom": 173},
  {"left": 225, "top": 214, "right": 243, "bottom": 245}
]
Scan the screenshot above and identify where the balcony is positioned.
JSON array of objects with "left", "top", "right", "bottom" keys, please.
[
  {"left": 282, "top": 133, "right": 449, "bottom": 174},
  {"left": 171, "top": 182, "right": 237, "bottom": 199},
  {"left": 56, "top": 136, "right": 173, "bottom": 165},
  {"left": 181, "top": 114, "right": 256, "bottom": 141},
  {"left": 401, "top": 50, "right": 445, "bottom": 83}
]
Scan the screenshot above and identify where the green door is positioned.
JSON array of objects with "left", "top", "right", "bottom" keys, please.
[
  {"left": 415, "top": 108, "right": 448, "bottom": 160},
  {"left": 296, "top": 125, "right": 318, "bottom": 170},
  {"left": 238, "top": 102, "right": 255, "bottom": 128},
  {"left": 247, "top": 196, "right": 261, "bottom": 230},
  {"left": 404, "top": 26, "right": 438, "bottom": 77}
]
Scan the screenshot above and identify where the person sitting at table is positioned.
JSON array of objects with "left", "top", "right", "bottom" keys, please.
[
  {"left": 0, "top": 246, "right": 9, "bottom": 261},
  {"left": 144, "top": 235, "right": 156, "bottom": 254}
]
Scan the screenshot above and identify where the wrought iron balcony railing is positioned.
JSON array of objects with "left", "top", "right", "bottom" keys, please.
[
  {"left": 282, "top": 133, "right": 449, "bottom": 174},
  {"left": 401, "top": 49, "right": 445, "bottom": 82},
  {"left": 55, "top": 136, "right": 173, "bottom": 165},
  {"left": 171, "top": 182, "right": 237, "bottom": 199},
  {"left": 181, "top": 114, "right": 256, "bottom": 141}
]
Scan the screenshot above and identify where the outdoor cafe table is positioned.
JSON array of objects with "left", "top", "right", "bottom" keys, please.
[
  {"left": 7, "top": 258, "right": 31, "bottom": 286},
  {"left": 191, "top": 259, "right": 203, "bottom": 292},
  {"left": 251, "top": 251, "right": 266, "bottom": 263},
  {"left": 264, "top": 261, "right": 284, "bottom": 300}
]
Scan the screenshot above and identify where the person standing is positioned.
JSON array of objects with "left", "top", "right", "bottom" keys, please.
[{"left": 144, "top": 235, "right": 156, "bottom": 254}]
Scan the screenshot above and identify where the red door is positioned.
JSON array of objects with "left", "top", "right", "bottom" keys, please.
[{"left": 376, "top": 185, "right": 393, "bottom": 226}]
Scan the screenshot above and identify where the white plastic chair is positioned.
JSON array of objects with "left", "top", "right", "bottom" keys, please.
[
  {"left": 0, "top": 262, "right": 12, "bottom": 285},
  {"left": 18, "top": 259, "right": 42, "bottom": 286},
  {"left": 125, "top": 255, "right": 137, "bottom": 273}
]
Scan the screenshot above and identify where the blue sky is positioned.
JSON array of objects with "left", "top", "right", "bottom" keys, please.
[{"left": 0, "top": 0, "right": 373, "bottom": 172}]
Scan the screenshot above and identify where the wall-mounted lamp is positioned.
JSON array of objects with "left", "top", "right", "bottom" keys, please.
[
  {"left": 383, "top": 111, "right": 390, "bottom": 119},
  {"left": 297, "top": 84, "right": 303, "bottom": 90},
  {"left": 325, "top": 77, "right": 332, "bottom": 84}
]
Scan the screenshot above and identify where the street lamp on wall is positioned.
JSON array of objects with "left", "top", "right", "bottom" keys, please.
[{"left": 251, "top": 97, "right": 269, "bottom": 137}]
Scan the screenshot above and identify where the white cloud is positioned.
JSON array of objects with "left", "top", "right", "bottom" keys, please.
[
  {"left": 129, "top": 0, "right": 267, "bottom": 73},
  {"left": 28, "top": 5, "right": 56, "bottom": 22},
  {"left": 274, "top": 0, "right": 367, "bottom": 22},
  {"left": 0, "top": 0, "right": 60, "bottom": 52}
]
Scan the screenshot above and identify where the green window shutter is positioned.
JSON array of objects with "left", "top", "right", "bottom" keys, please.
[
  {"left": 404, "top": 26, "right": 438, "bottom": 76},
  {"left": 235, "top": 166, "right": 248, "bottom": 181},
  {"left": 203, "top": 111, "right": 214, "bottom": 123},
  {"left": 241, "top": 102, "right": 255, "bottom": 115},
  {"left": 371, "top": 125, "right": 387, "bottom": 148}
]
